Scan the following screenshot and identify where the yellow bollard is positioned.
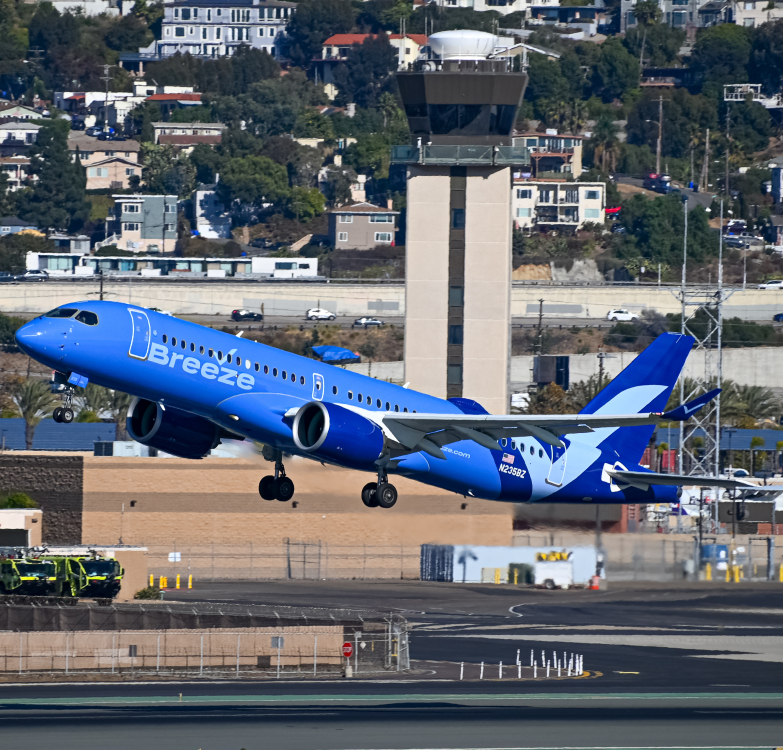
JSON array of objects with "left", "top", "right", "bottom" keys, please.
[
  {"left": 733, "top": 566, "right": 740, "bottom": 583},
  {"left": 779, "top": 563, "right": 783, "bottom": 583},
  {"left": 149, "top": 574, "right": 153, "bottom": 588},
  {"left": 725, "top": 565, "right": 730, "bottom": 582},
  {"left": 514, "top": 569, "right": 519, "bottom": 585},
  {"left": 494, "top": 568, "right": 501, "bottom": 585},
  {"left": 705, "top": 563, "right": 712, "bottom": 581},
  {"left": 176, "top": 574, "right": 180, "bottom": 589},
  {"left": 160, "top": 576, "right": 167, "bottom": 589},
  {"left": 188, "top": 574, "right": 193, "bottom": 589}
]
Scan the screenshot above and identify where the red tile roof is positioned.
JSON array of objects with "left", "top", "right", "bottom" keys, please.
[
  {"left": 323, "top": 33, "right": 428, "bottom": 47},
  {"left": 146, "top": 93, "right": 203, "bottom": 102}
]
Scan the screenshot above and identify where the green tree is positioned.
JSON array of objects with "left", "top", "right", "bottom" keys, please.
[
  {"left": 141, "top": 143, "right": 196, "bottom": 197},
  {"left": 217, "top": 155, "right": 290, "bottom": 207},
  {"left": 286, "top": 0, "right": 356, "bottom": 68},
  {"left": 523, "top": 383, "right": 573, "bottom": 415},
  {"left": 593, "top": 38, "right": 640, "bottom": 101},
  {"left": 333, "top": 34, "right": 398, "bottom": 109},
  {"left": 343, "top": 132, "right": 393, "bottom": 179},
  {"left": 294, "top": 109, "right": 335, "bottom": 139},
  {"left": 0, "top": 311, "right": 25, "bottom": 346},
  {"left": 624, "top": 22, "right": 684, "bottom": 67},
  {"left": 321, "top": 165, "right": 356, "bottom": 206},
  {"left": 0, "top": 234, "right": 51, "bottom": 275},
  {"left": 17, "top": 120, "right": 89, "bottom": 232},
  {"left": 0, "top": 171, "right": 16, "bottom": 216},
  {"left": 286, "top": 186, "right": 325, "bottom": 222},
  {"left": 589, "top": 114, "right": 620, "bottom": 172},
  {"left": 749, "top": 19, "right": 783, "bottom": 96},
  {"left": 692, "top": 24, "right": 752, "bottom": 93},
  {"left": 104, "top": 14, "right": 152, "bottom": 51},
  {"left": 10, "top": 379, "right": 56, "bottom": 450},
  {"left": 0, "top": 492, "right": 38, "bottom": 509},
  {"left": 170, "top": 105, "right": 214, "bottom": 123},
  {"left": 631, "top": 0, "right": 662, "bottom": 66}
]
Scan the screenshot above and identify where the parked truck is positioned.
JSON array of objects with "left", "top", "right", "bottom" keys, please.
[
  {"left": 0, "top": 554, "right": 58, "bottom": 595},
  {"left": 42, "top": 553, "right": 124, "bottom": 598}
]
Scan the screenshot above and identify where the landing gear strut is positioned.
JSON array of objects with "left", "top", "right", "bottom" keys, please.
[
  {"left": 361, "top": 468, "right": 397, "bottom": 509},
  {"left": 259, "top": 448, "right": 295, "bottom": 502},
  {"left": 52, "top": 387, "right": 75, "bottom": 424}
]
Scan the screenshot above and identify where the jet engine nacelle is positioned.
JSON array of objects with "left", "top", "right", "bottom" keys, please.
[
  {"left": 126, "top": 397, "right": 220, "bottom": 459},
  {"left": 292, "top": 401, "right": 384, "bottom": 469}
]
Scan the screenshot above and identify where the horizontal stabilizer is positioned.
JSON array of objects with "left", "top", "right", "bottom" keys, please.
[
  {"left": 608, "top": 469, "right": 782, "bottom": 493},
  {"left": 662, "top": 388, "right": 721, "bottom": 421}
]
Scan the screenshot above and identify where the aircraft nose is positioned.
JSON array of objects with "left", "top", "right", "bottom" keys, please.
[{"left": 15, "top": 319, "right": 60, "bottom": 362}]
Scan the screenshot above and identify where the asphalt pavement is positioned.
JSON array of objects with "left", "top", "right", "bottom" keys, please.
[{"left": 615, "top": 176, "right": 717, "bottom": 211}]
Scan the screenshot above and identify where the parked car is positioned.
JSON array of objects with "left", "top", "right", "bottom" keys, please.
[
  {"left": 606, "top": 309, "right": 638, "bottom": 322},
  {"left": 354, "top": 317, "right": 383, "bottom": 327},
  {"left": 148, "top": 307, "right": 172, "bottom": 316},
  {"left": 306, "top": 308, "right": 336, "bottom": 321},
  {"left": 85, "top": 126, "right": 103, "bottom": 137},
  {"left": 231, "top": 309, "right": 263, "bottom": 322},
  {"left": 610, "top": 223, "right": 626, "bottom": 234},
  {"left": 759, "top": 280, "right": 783, "bottom": 290},
  {"left": 773, "top": 313, "right": 783, "bottom": 323}
]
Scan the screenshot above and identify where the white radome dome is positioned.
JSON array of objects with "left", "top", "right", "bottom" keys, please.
[{"left": 428, "top": 30, "right": 500, "bottom": 61}]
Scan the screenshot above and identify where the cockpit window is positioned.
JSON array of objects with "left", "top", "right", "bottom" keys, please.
[
  {"left": 75, "top": 311, "right": 98, "bottom": 326},
  {"left": 44, "top": 308, "right": 78, "bottom": 318}
]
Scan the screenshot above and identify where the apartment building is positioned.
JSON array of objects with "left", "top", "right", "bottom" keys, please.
[
  {"left": 68, "top": 133, "right": 141, "bottom": 190},
  {"left": 733, "top": 0, "right": 783, "bottom": 26},
  {"left": 429, "top": 0, "right": 556, "bottom": 15},
  {"left": 128, "top": 0, "right": 295, "bottom": 63},
  {"left": 107, "top": 194, "right": 179, "bottom": 254},
  {"left": 621, "top": 0, "right": 713, "bottom": 30},
  {"left": 328, "top": 203, "right": 399, "bottom": 250},
  {"left": 513, "top": 179, "right": 605, "bottom": 231},
  {"left": 153, "top": 122, "right": 226, "bottom": 151},
  {"left": 0, "top": 156, "right": 33, "bottom": 191},
  {"left": 512, "top": 130, "right": 584, "bottom": 176},
  {"left": 0, "top": 122, "right": 42, "bottom": 153}
]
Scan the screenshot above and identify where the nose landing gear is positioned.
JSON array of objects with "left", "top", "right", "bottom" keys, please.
[
  {"left": 258, "top": 447, "right": 295, "bottom": 502},
  {"left": 52, "top": 387, "right": 75, "bottom": 424}
]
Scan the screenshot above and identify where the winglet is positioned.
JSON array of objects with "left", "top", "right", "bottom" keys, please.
[{"left": 662, "top": 388, "right": 721, "bottom": 421}]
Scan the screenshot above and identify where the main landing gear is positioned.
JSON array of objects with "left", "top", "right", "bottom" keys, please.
[
  {"left": 361, "top": 468, "right": 397, "bottom": 509},
  {"left": 259, "top": 448, "right": 295, "bottom": 502},
  {"left": 52, "top": 386, "right": 75, "bottom": 424}
]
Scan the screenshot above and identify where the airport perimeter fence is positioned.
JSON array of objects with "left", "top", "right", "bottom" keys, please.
[{"left": 146, "top": 541, "right": 422, "bottom": 581}]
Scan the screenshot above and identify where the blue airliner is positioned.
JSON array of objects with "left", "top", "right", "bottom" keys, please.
[{"left": 15, "top": 300, "right": 755, "bottom": 508}]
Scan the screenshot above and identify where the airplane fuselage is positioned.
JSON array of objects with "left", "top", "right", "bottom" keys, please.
[{"left": 15, "top": 301, "right": 679, "bottom": 506}]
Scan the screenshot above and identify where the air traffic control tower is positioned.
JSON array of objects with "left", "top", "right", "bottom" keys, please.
[{"left": 393, "top": 30, "right": 529, "bottom": 414}]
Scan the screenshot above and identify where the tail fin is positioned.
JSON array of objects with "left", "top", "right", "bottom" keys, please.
[{"left": 579, "top": 333, "right": 694, "bottom": 461}]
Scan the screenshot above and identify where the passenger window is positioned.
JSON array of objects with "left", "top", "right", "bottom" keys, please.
[
  {"left": 236, "top": 357, "right": 241, "bottom": 366},
  {"left": 501, "top": 439, "right": 507, "bottom": 447},
  {"left": 199, "top": 346, "right": 205, "bottom": 354},
  {"left": 348, "top": 391, "right": 353, "bottom": 399},
  {"left": 413, "top": 410, "right": 417, "bottom": 413},
  {"left": 181, "top": 340, "right": 186, "bottom": 350},
  {"left": 75, "top": 311, "right": 98, "bottom": 326},
  {"left": 376, "top": 399, "right": 382, "bottom": 408},
  {"left": 403, "top": 407, "right": 408, "bottom": 413},
  {"left": 255, "top": 363, "right": 260, "bottom": 371},
  {"left": 273, "top": 368, "right": 278, "bottom": 377},
  {"left": 190, "top": 343, "right": 195, "bottom": 352},
  {"left": 394, "top": 405, "right": 399, "bottom": 412},
  {"left": 520, "top": 443, "right": 524, "bottom": 452},
  {"left": 333, "top": 386, "right": 338, "bottom": 394},
  {"left": 163, "top": 335, "right": 168, "bottom": 344},
  {"left": 172, "top": 337, "right": 177, "bottom": 346},
  {"left": 300, "top": 376, "right": 305, "bottom": 385},
  {"left": 208, "top": 348, "right": 214, "bottom": 358},
  {"left": 511, "top": 441, "right": 516, "bottom": 450},
  {"left": 264, "top": 365, "right": 269, "bottom": 374},
  {"left": 282, "top": 370, "right": 287, "bottom": 379},
  {"left": 530, "top": 446, "right": 534, "bottom": 455},
  {"left": 358, "top": 393, "right": 362, "bottom": 402},
  {"left": 227, "top": 354, "right": 232, "bottom": 363},
  {"left": 385, "top": 402, "right": 390, "bottom": 411},
  {"left": 218, "top": 350, "right": 223, "bottom": 360},
  {"left": 291, "top": 373, "right": 296, "bottom": 382},
  {"left": 366, "top": 396, "right": 371, "bottom": 405},
  {"left": 539, "top": 449, "right": 543, "bottom": 458}
]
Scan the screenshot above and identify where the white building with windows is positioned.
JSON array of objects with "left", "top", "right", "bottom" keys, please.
[
  {"left": 428, "top": 0, "right": 553, "bottom": 15},
  {"left": 621, "top": 0, "right": 711, "bottom": 30},
  {"left": 129, "top": 0, "right": 295, "bottom": 63},
  {"left": 513, "top": 180, "right": 605, "bottom": 231},
  {"left": 733, "top": 0, "right": 783, "bottom": 26}
]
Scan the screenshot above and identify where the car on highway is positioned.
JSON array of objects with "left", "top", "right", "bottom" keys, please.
[
  {"left": 19, "top": 270, "right": 48, "bottom": 281},
  {"left": 758, "top": 280, "right": 783, "bottom": 290},
  {"left": 354, "top": 317, "right": 383, "bottom": 327},
  {"left": 606, "top": 309, "right": 639, "bottom": 322},
  {"left": 306, "top": 308, "right": 336, "bottom": 321},
  {"left": 774, "top": 313, "right": 783, "bottom": 323},
  {"left": 148, "top": 307, "right": 172, "bottom": 316},
  {"left": 231, "top": 309, "right": 263, "bottom": 322}
]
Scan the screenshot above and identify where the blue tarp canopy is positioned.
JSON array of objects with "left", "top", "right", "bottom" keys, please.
[
  {"left": 311, "top": 345, "right": 361, "bottom": 364},
  {"left": 0, "top": 419, "right": 116, "bottom": 450}
]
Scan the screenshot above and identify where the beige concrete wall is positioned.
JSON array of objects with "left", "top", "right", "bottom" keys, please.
[
  {"left": 81, "top": 455, "right": 513, "bottom": 557},
  {"left": 463, "top": 167, "right": 511, "bottom": 414},
  {"left": 403, "top": 166, "right": 451, "bottom": 398}
]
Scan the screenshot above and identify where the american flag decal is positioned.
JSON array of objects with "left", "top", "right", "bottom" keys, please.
[{"left": 502, "top": 453, "right": 514, "bottom": 464}]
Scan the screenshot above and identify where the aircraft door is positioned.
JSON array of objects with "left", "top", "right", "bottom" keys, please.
[
  {"left": 545, "top": 438, "right": 569, "bottom": 487},
  {"left": 312, "top": 372, "right": 324, "bottom": 401},
  {"left": 128, "top": 309, "right": 151, "bottom": 360}
]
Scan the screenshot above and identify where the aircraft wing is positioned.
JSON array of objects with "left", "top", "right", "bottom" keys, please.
[
  {"left": 382, "top": 389, "right": 720, "bottom": 460},
  {"left": 607, "top": 470, "right": 783, "bottom": 493}
]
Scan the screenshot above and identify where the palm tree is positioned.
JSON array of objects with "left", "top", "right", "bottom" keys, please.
[
  {"left": 568, "top": 99, "right": 588, "bottom": 135},
  {"left": 591, "top": 115, "right": 620, "bottom": 173},
  {"left": 107, "top": 389, "right": 133, "bottom": 440},
  {"left": 11, "top": 379, "right": 57, "bottom": 450},
  {"left": 733, "top": 385, "right": 780, "bottom": 426},
  {"left": 633, "top": 0, "right": 663, "bottom": 67},
  {"left": 75, "top": 383, "right": 111, "bottom": 422}
]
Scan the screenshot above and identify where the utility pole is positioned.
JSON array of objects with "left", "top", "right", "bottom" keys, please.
[
  {"left": 99, "top": 270, "right": 104, "bottom": 301},
  {"left": 535, "top": 298, "right": 544, "bottom": 355},
  {"left": 656, "top": 95, "right": 664, "bottom": 175},
  {"left": 700, "top": 127, "right": 710, "bottom": 191},
  {"left": 101, "top": 64, "right": 112, "bottom": 134},
  {"left": 725, "top": 104, "right": 731, "bottom": 202}
]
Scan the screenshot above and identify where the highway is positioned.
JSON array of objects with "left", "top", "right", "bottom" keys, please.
[{"left": 4, "top": 581, "right": 783, "bottom": 748}]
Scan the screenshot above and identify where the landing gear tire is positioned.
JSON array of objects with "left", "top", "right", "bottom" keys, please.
[
  {"left": 361, "top": 482, "right": 379, "bottom": 508},
  {"left": 376, "top": 483, "right": 398, "bottom": 509},
  {"left": 53, "top": 407, "right": 63, "bottom": 423},
  {"left": 259, "top": 475, "right": 276, "bottom": 501},
  {"left": 61, "top": 408, "right": 74, "bottom": 424},
  {"left": 274, "top": 476, "right": 295, "bottom": 502}
]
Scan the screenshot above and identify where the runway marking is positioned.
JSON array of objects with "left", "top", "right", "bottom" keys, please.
[
  {"left": 0, "top": 691, "right": 782, "bottom": 707},
  {"left": 614, "top": 672, "right": 640, "bottom": 674}
]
